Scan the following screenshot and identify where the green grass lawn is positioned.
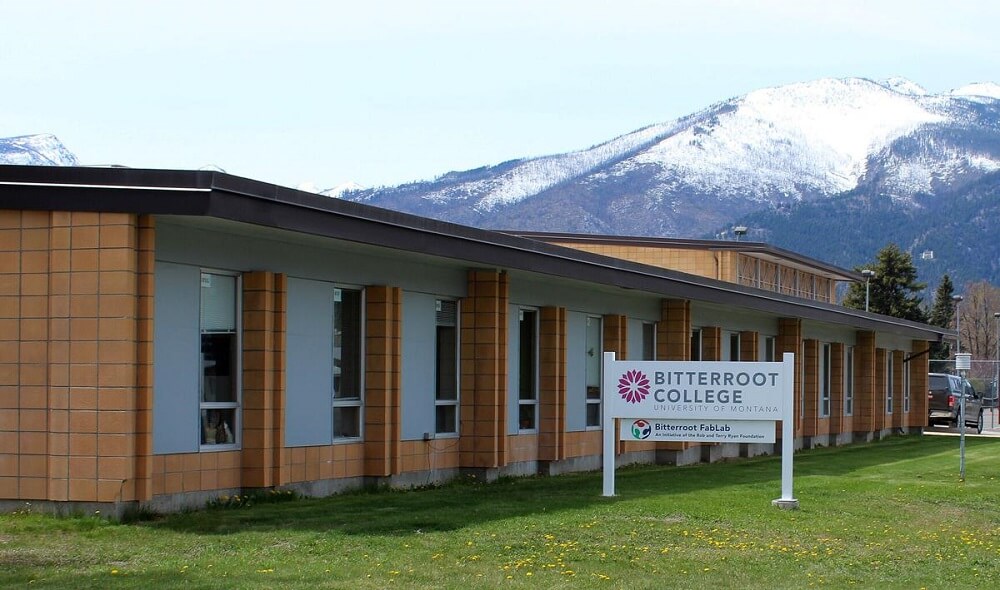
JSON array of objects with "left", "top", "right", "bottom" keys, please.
[{"left": 3, "top": 435, "right": 1000, "bottom": 589}]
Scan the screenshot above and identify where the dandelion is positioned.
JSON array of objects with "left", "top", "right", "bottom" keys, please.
[{"left": 111, "top": 569, "right": 119, "bottom": 575}]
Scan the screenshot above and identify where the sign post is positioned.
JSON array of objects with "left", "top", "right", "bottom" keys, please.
[
  {"left": 957, "top": 352, "right": 972, "bottom": 480},
  {"left": 602, "top": 352, "right": 797, "bottom": 508}
]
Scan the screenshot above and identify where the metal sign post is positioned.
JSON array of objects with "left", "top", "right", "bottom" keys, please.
[{"left": 956, "top": 353, "right": 971, "bottom": 480}]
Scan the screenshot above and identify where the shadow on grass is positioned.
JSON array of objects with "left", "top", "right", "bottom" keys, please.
[{"left": 150, "top": 435, "right": 995, "bottom": 537}]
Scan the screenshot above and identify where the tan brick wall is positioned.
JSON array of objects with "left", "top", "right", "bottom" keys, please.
[
  {"left": 538, "top": 307, "right": 566, "bottom": 462},
  {"left": 777, "top": 318, "right": 802, "bottom": 437},
  {"left": 0, "top": 210, "right": 147, "bottom": 503},
  {"left": 287, "top": 443, "right": 364, "bottom": 482},
  {"left": 740, "top": 331, "right": 759, "bottom": 361},
  {"left": 240, "top": 271, "right": 287, "bottom": 489},
  {"left": 657, "top": 299, "right": 690, "bottom": 361},
  {"left": 459, "top": 270, "right": 508, "bottom": 469},
  {"left": 701, "top": 327, "right": 722, "bottom": 361},
  {"left": 829, "top": 342, "right": 847, "bottom": 435},
  {"left": 853, "top": 331, "right": 877, "bottom": 433},
  {"left": 892, "top": 350, "right": 905, "bottom": 429},
  {"left": 908, "top": 341, "right": 930, "bottom": 428},
  {"left": 364, "top": 286, "right": 402, "bottom": 477},
  {"left": 152, "top": 451, "right": 241, "bottom": 495},
  {"left": 802, "top": 340, "right": 819, "bottom": 437}
]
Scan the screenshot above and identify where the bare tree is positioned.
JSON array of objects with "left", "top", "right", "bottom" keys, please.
[{"left": 956, "top": 280, "right": 1000, "bottom": 381}]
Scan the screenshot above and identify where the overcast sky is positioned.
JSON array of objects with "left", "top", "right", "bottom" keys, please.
[{"left": 3, "top": 0, "right": 999, "bottom": 190}]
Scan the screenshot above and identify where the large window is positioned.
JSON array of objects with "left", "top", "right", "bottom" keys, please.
[
  {"left": 435, "top": 300, "right": 459, "bottom": 435},
  {"left": 886, "top": 353, "right": 894, "bottom": 414},
  {"left": 642, "top": 322, "right": 656, "bottom": 361},
  {"left": 333, "top": 288, "right": 363, "bottom": 439},
  {"left": 690, "top": 329, "right": 702, "bottom": 361},
  {"left": 200, "top": 271, "right": 239, "bottom": 447},
  {"left": 821, "top": 343, "right": 831, "bottom": 417},
  {"left": 845, "top": 346, "right": 854, "bottom": 416},
  {"left": 585, "top": 316, "right": 602, "bottom": 428},
  {"left": 518, "top": 309, "right": 538, "bottom": 431}
]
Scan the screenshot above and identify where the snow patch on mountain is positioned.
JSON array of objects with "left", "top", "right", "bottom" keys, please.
[
  {"left": 621, "top": 78, "right": 944, "bottom": 201},
  {"left": 420, "top": 120, "right": 690, "bottom": 212},
  {"left": 879, "top": 77, "right": 929, "bottom": 96},
  {"left": 949, "top": 82, "right": 1000, "bottom": 100},
  {"left": 0, "top": 134, "right": 78, "bottom": 166}
]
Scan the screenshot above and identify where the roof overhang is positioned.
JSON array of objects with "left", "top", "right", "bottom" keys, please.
[{"left": 0, "top": 165, "right": 949, "bottom": 341}]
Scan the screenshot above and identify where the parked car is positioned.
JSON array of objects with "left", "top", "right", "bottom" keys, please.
[{"left": 927, "top": 373, "right": 984, "bottom": 433}]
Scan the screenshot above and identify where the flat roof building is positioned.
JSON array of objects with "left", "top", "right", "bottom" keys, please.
[{"left": 0, "top": 165, "right": 948, "bottom": 514}]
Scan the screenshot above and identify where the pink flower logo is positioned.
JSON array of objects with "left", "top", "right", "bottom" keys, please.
[{"left": 618, "top": 370, "right": 651, "bottom": 404}]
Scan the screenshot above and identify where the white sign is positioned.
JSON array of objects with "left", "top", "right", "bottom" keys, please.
[
  {"left": 621, "top": 418, "right": 776, "bottom": 443},
  {"left": 602, "top": 352, "right": 797, "bottom": 508},
  {"left": 607, "top": 361, "right": 787, "bottom": 420}
]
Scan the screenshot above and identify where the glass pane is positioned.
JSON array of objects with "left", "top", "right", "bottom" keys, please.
[
  {"left": 200, "top": 273, "right": 236, "bottom": 332},
  {"left": 436, "top": 404, "right": 457, "bottom": 434},
  {"left": 201, "top": 408, "right": 236, "bottom": 445},
  {"left": 202, "top": 333, "right": 236, "bottom": 403},
  {"left": 586, "top": 385, "right": 601, "bottom": 400},
  {"left": 729, "top": 333, "right": 740, "bottom": 361},
  {"left": 586, "top": 402, "right": 601, "bottom": 427},
  {"left": 643, "top": 323, "right": 655, "bottom": 360},
  {"left": 519, "top": 311, "right": 536, "bottom": 401},
  {"left": 334, "top": 289, "right": 362, "bottom": 400},
  {"left": 691, "top": 330, "right": 702, "bottom": 361},
  {"left": 586, "top": 317, "right": 601, "bottom": 388},
  {"left": 518, "top": 403, "right": 536, "bottom": 430},
  {"left": 436, "top": 325, "right": 457, "bottom": 401},
  {"left": 334, "top": 405, "right": 361, "bottom": 439}
]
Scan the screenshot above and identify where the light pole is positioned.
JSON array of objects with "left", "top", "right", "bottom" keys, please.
[
  {"left": 861, "top": 269, "right": 875, "bottom": 312},
  {"left": 733, "top": 226, "right": 748, "bottom": 242},
  {"left": 952, "top": 295, "right": 964, "bottom": 354},
  {"left": 994, "top": 312, "right": 999, "bottom": 426}
]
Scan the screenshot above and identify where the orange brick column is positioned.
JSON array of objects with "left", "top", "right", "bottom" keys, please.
[
  {"left": 538, "top": 306, "right": 566, "bottom": 463},
  {"left": 240, "top": 271, "right": 286, "bottom": 489},
  {"left": 364, "top": 286, "right": 402, "bottom": 477},
  {"left": 0, "top": 210, "right": 147, "bottom": 505},
  {"left": 656, "top": 299, "right": 691, "bottom": 455},
  {"left": 892, "top": 350, "right": 905, "bottom": 429},
  {"left": 907, "top": 341, "right": 930, "bottom": 428},
  {"left": 829, "top": 342, "right": 846, "bottom": 438},
  {"left": 777, "top": 318, "right": 803, "bottom": 438},
  {"left": 701, "top": 327, "right": 721, "bottom": 361},
  {"left": 802, "top": 340, "right": 819, "bottom": 438},
  {"left": 657, "top": 299, "right": 690, "bottom": 361},
  {"left": 133, "top": 216, "right": 155, "bottom": 501},
  {"left": 459, "top": 270, "right": 508, "bottom": 470},
  {"left": 602, "top": 315, "right": 631, "bottom": 455},
  {"left": 872, "top": 349, "right": 888, "bottom": 433},
  {"left": 740, "top": 331, "right": 759, "bottom": 361},
  {"left": 852, "top": 331, "right": 877, "bottom": 436}
]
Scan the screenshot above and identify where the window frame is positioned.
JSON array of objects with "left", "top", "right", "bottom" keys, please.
[
  {"left": 585, "top": 315, "right": 603, "bottom": 429},
  {"left": 820, "top": 343, "right": 831, "bottom": 417},
  {"left": 332, "top": 286, "right": 365, "bottom": 441},
  {"left": 642, "top": 321, "right": 657, "bottom": 361},
  {"left": 886, "top": 352, "right": 894, "bottom": 414},
  {"left": 517, "top": 308, "right": 539, "bottom": 432},
  {"left": 690, "top": 328, "right": 702, "bottom": 361},
  {"left": 199, "top": 269, "right": 241, "bottom": 451},
  {"left": 845, "top": 346, "right": 854, "bottom": 416},
  {"left": 434, "top": 299, "right": 460, "bottom": 436}
]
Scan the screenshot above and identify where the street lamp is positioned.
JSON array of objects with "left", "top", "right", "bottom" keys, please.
[
  {"left": 733, "top": 226, "right": 748, "bottom": 241},
  {"left": 861, "top": 269, "right": 875, "bottom": 312},
  {"left": 994, "top": 312, "right": 999, "bottom": 417},
  {"left": 952, "top": 295, "right": 964, "bottom": 354}
]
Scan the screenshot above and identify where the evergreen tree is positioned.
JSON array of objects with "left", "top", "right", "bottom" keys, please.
[
  {"left": 927, "top": 274, "right": 955, "bottom": 359},
  {"left": 843, "top": 243, "right": 927, "bottom": 322}
]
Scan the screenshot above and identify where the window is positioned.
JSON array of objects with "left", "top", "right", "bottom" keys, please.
[
  {"left": 764, "top": 336, "right": 776, "bottom": 362},
  {"left": 903, "top": 357, "right": 911, "bottom": 413},
  {"left": 200, "top": 271, "right": 239, "bottom": 447},
  {"left": 845, "top": 346, "right": 854, "bottom": 416},
  {"left": 518, "top": 309, "right": 538, "bottom": 431},
  {"left": 729, "top": 332, "right": 740, "bottom": 361},
  {"left": 435, "top": 300, "right": 459, "bottom": 435},
  {"left": 821, "top": 343, "right": 831, "bottom": 417},
  {"left": 333, "top": 288, "right": 363, "bottom": 439},
  {"left": 886, "top": 353, "right": 894, "bottom": 414},
  {"left": 585, "top": 316, "right": 602, "bottom": 428},
  {"left": 800, "top": 341, "right": 805, "bottom": 419},
  {"left": 690, "top": 329, "right": 702, "bottom": 361},
  {"left": 642, "top": 322, "right": 656, "bottom": 361}
]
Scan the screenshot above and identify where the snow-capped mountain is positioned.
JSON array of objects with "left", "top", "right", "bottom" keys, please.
[
  {"left": 339, "top": 77, "right": 1000, "bottom": 241},
  {"left": 0, "top": 134, "right": 78, "bottom": 166}
]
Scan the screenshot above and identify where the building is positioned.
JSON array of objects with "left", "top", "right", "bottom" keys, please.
[{"left": 0, "top": 166, "right": 948, "bottom": 515}]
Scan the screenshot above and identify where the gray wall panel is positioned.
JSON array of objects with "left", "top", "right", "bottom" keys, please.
[
  {"left": 401, "top": 292, "right": 437, "bottom": 440},
  {"left": 153, "top": 262, "right": 201, "bottom": 454},
  {"left": 565, "top": 311, "right": 586, "bottom": 432},
  {"left": 285, "top": 278, "right": 334, "bottom": 446},
  {"left": 628, "top": 318, "right": 644, "bottom": 361}
]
